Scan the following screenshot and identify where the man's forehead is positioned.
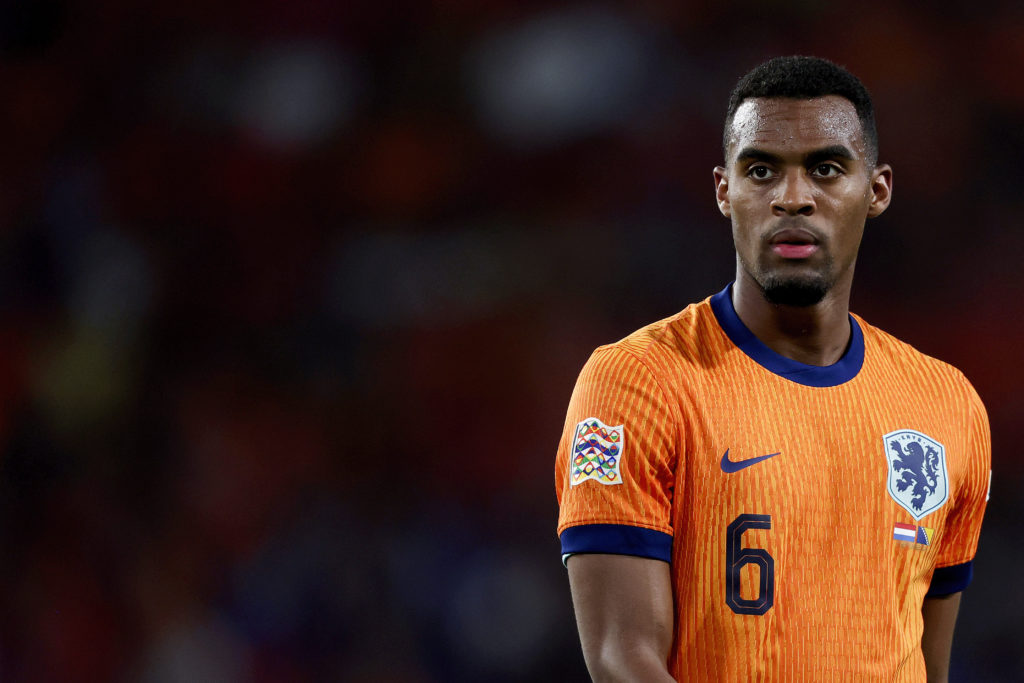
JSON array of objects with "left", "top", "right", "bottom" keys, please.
[{"left": 727, "top": 95, "right": 866, "bottom": 158}]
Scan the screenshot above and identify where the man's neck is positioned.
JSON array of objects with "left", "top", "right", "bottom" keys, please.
[{"left": 731, "top": 272, "right": 853, "bottom": 367}]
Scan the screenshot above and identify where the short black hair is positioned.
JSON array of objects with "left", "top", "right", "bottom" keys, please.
[{"left": 723, "top": 56, "right": 878, "bottom": 166}]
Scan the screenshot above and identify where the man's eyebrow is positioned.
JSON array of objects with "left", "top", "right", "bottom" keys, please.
[
  {"left": 733, "top": 145, "right": 857, "bottom": 165},
  {"left": 734, "top": 147, "right": 781, "bottom": 164},
  {"left": 805, "top": 145, "right": 857, "bottom": 165}
]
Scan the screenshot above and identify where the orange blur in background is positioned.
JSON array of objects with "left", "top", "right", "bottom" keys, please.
[{"left": 0, "top": 2, "right": 1021, "bottom": 681}]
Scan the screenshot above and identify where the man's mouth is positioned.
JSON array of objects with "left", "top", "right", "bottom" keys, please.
[{"left": 769, "top": 228, "right": 819, "bottom": 259}]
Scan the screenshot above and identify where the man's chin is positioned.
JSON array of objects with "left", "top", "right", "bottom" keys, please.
[{"left": 761, "top": 278, "right": 829, "bottom": 307}]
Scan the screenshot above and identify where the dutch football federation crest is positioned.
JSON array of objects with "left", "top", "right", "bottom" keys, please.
[
  {"left": 883, "top": 430, "right": 948, "bottom": 520},
  {"left": 570, "top": 417, "right": 624, "bottom": 486}
]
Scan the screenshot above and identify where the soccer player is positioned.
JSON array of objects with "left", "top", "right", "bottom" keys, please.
[{"left": 554, "top": 56, "right": 990, "bottom": 682}]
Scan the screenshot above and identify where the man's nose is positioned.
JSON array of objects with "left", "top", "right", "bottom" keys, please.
[{"left": 771, "top": 170, "right": 815, "bottom": 216}]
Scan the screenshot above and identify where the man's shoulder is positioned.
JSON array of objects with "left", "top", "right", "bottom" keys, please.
[
  {"left": 856, "top": 314, "right": 978, "bottom": 397},
  {"left": 596, "top": 296, "right": 719, "bottom": 369}
]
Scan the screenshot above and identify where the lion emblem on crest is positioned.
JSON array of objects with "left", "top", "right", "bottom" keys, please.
[{"left": 883, "top": 430, "right": 948, "bottom": 520}]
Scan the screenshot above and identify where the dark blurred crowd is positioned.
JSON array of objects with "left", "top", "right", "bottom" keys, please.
[{"left": 0, "top": 1, "right": 1021, "bottom": 681}]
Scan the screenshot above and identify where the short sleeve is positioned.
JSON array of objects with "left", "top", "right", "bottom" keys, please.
[
  {"left": 554, "top": 345, "right": 678, "bottom": 563},
  {"left": 929, "top": 382, "right": 991, "bottom": 595}
]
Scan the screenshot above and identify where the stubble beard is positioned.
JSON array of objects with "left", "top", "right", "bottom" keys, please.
[
  {"left": 744, "top": 254, "right": 836, "bottom": 307},
  {"left": 760, "top": 272, "right": 831, "bottom": 307}
]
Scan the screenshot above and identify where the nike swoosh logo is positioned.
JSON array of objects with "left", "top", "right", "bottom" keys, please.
[{"left": 720, "top": 449, "right": 780, "bottom": 473}]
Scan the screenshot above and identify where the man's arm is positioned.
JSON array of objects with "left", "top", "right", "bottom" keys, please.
[
  {"left": 567, "top": 554, "right": 675, "bottom": 682},
  {"left": 921, "top": 591, "right": 962, "bottom": 683}
]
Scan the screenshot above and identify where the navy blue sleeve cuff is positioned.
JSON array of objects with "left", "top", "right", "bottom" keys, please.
[
  {"left": 927, "top": 561, "right": 973, "bottom": 597},
  {"left": 559, "top": 524, "right": 672, "bottom": 566}
]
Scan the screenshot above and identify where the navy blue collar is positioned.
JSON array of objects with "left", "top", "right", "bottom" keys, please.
[{"left": 709, "top": 283, "right": 864, "bottom": 387}]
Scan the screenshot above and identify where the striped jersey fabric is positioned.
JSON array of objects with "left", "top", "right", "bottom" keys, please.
[{"left": 555, "top": 284, "right": 990, "bottom": 681}]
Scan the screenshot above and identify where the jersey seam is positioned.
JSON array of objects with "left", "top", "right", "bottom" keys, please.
[
  {"left": 962, "top": 373, "right": 977, "bottom": 515},
  {"left": 557, "top": 519, "right": 674, "bottom": 537},
  {"left": 934, "top": 558, "right": 973, "bottom": 570},
  {"left": 610, "top": 343, "right": 684, "bottom": 467},
  {"left": 951, "top": 369, "right": 986, "bottom": 548}
]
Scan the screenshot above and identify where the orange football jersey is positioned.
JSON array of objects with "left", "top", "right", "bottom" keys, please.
[{"left": 555, "top": 285, "right": 990, "bottom": 681}]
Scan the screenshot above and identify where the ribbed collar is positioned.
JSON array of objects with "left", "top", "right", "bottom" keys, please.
[{"left": 709, "top": 283, "right": 864, "bottom": 388}]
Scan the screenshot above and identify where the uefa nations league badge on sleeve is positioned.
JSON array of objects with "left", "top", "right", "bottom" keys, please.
[{"left": 570, "top": 417, "right": 624, "bottom": 486}]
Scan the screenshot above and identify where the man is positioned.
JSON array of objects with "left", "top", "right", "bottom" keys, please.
[{"left": 554, "top": 56, "right": 990, "bottom": 682}]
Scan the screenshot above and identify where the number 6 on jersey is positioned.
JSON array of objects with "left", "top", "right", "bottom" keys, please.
[{"left": 726, "top": 514, "right": 774, "bottom": 615}]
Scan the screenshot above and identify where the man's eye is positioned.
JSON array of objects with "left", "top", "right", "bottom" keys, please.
[
  {"left": 749, "top": 166, "right": 772, "bottom": 179},
  {"left": 813, "top": 164, "right": 841, "bottom": 177}
]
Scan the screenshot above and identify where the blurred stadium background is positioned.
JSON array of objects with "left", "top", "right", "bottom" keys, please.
[{"left": 0, "top": 1, "right": 1021, "bottom": 680}]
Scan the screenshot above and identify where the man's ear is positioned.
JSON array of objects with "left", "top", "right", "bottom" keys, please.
[
  {"left": 714, "top": 166, "right": 730, "bottom": 218},
  {"left": 867, "top": 163, "right": 893, "bottom": 218}
]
